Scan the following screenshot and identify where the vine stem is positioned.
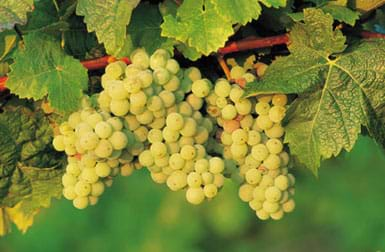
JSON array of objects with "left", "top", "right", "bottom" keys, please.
[
  {"left": 216, "top": 55, "right": 231, "bottom": 80},
  {"left": 0, "top": 31, "right": 384, "bottom": 92}
]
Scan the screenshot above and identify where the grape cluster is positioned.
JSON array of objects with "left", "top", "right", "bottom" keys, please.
[
  {"left": 52, "top": 100, "right": 135, "bottom": 209},
  {"left": 138, "top": 112, "right": 225, "bottom": 204}
]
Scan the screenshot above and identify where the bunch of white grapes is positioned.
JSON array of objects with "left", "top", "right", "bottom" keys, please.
[
  {"left": 52, "top": 99, "right": 136, "bottom": 209},
  {"left": 138, "top": 112, "right": 226, "bottom": 204}
]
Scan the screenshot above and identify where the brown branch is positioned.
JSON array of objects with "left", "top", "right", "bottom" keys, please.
[{"left": 216, "top": 54, "right": 231, "bottom": 80}]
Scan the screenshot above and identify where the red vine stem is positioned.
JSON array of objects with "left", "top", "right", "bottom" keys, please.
[{"left": 0, "top": 31, "right": 384, "bottom": 92}]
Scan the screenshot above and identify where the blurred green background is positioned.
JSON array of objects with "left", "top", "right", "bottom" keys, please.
[{"left": 1, "top": 136, "right": 385, "bottom": 252}]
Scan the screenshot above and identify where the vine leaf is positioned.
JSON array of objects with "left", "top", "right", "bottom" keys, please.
[
  {"left": 245, "top": 9, "right": 385, "bottom": 175},
  {"left": 0, "top": 0, "right": 34, "bottom": 32},
  {"left": 7, "top": 33, "right": 88, "bottom": 112},
  {"left": 161, "top": 0, "right": 234, "bottom": 55},
  {"left": 76, "top": 0, "right": 140, "bottom": 56},
  {"left": 211, "top": 0, "right": 286, "bottom": 26},
  {"left": 128, "top": 3, "right": 174, "bottom": 55}
]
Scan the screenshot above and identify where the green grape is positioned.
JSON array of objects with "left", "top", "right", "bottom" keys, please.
[
  {"left": 249, "top": 199, "right": 263, "bottom": 211},
  {"left": 243, "top": 72, "right": 256, "bottom": 82},
  {"left": 123, "top": 76, "right": 142, "bottom": 93},
  {"left": 94, "top": 139, "right": 113, "bottom": 158},
  {"left": 79, "top": 132, "right": 99, "bottom": 151},
  {"left": 87, "top": 113, "right": 103, "bottom": 128},
  {"left": 62, "top": 173, "right": 77, "bottom": 187},
  {"left": 107, "top": 80, "right": 129, "bottom": 100},
  {"left": 166, "top": 170, "right": 187, "bottom": 191},
  {"left": 256, "top": 115, "right": 273, "bottom": 130},
  {"left": 136, "top": 110, "right": 154, "bottom": 125},
  {"left": 235, "top": 99, "right": 252, "bottom": 115},
  {"left": 230, "top": 65, "right": 245, "bottom": 79},
  {"left": 163, "top": 126, "right": 180, "bottom": 142},
  {"left": 221, "top": 104, "right": 237, "bottom": 120},
  {"left": 134, "top": 126, "right": 149, "bottom": 142},
  {"left": 105, "top": 117, "right": 122, "bottom": 131},
  {"left": 150, "top": 142, "right": 168, "bottom": 158},
  {"left": 213, "top": 174, "right": 225, "bottom": 188},
  {"left": 187, "top": 172, "right": 202, "bottom": 187},
  {"left": 108, "top": 131, "right": 128, "bottom": 150},
  {"left": 186, "top": 94, "right": 203, "bottom": 110},
  {"left": 266, "top": 138, "right": 283, "bottom": 154},
  {"left": 166, "top": 112, "right": 185, "bottom": 131},
  {"left": 53, "top": 135, "right": 65, "bottom": 151},
  {"left": 184, "top": 67, "right": 202, "bottom": 81},
  {"left": 232, "top": 129, "right": 248, "bottom": 144},
  {"left": 256, "top": 209, "right": 270, "bottom": 220},
  {"left": 215, "top": 96, "right": 228, "bottom": 109},
  {"left": 167, "top": 105, "right": 178, "bottom": 114},
  {"left": 220, "top": 131, "right": 232, "bottom": 145},
  {"left": 265, "top": 124, "right": 284, "bottom": 138},
  {"left": 150, "top": 49, "right": 169, "bottom": 69},
  {"left": 137, "top": 70, "right": 153, "bottom": 88},
  {"left": 59, "top": 122, "right": 73, "bottom": 136},
  {"left": 169, "top": 153, "right": 185, "bottom": 170},
  {"left": 80, "top": 108, "right": 94, "bottom": 123},
  {"left": 110, "top": 99, "right": 130, "bottom": 116},
  {"left": 153, "top": 68, "right": 171, "bottom": 85},
  {"left": 201, "top": 172, "right": 214, "bottom": 185},
  {"left": 270, "top": 209, "right": 284, "bottom": 220},
  {"left": 194, "top": 127, "right": 209, "bottom": 144},
  {"left": 148, "top": 129, "right": 163, "bottom": 143},
  {"left": 81, "top": 154, "right": 96, "bottom": 169},
  {"left": 159, "top": 90, "right": 176, "bottom": 108},
  {"left": 201, "top": 118, "right": 214, "bottom": 132},
  {"left": 255, "top": 102, "right": 270, "bottom": 115},
  {"left": 94, "top": 162, "right": 111, "bottom": 178},
  {"left": 263, "top": 201, "right": 280, "bottom": 213},
  {"left": 282, "top": 199, "right": 295, "bottom": 212},
  {"left": 229, "top": 85, "right": 244, "bottom": 103},
  {"left": 257, "top": 95, "right": 273, "bottom": 103},
  {"left": 154, "top": 155, "right": 169, "bottom": 168},
  {"left": 74, "top": 181, "right": 91, "bottom": 197},
  {"left": 239, "top": 184, "right": 254, "bottom": 202},
  {"left": 194, "top": 144, "right": 206, "bottom": 159},
  {"left": 265, "top": 186, "right": 282, "bottom": 202},
  {"left": 94, "top": 121, "right": 113, "bottom": 139},
  {"left": 182, "top": 160, "right": 195, "bottom": 173},
  {"left": 269, "top": 106, "right": 286, "bottom": 123},
  {"left": 186, "top": 187, "right": 205, "bottom": 205},
  {"left": 272, "top": 94, "right": 288, "bottom": 106},
  {"left": 240, "top": 115, "right": 254, "bottom": 129},
  {"left": 166, "top": 59, "right": 180, "bottom": 74},
  {"left": 177, "top": 102, "right": 193, "bottom": 117},
  {"left": 164, "top": 75, "right": 180, "bottom": 91},
  {"left": 246, "top": 130, "right": 261, "bottom": 146},
  {"left": 147, "top": 96, "right": 164, "bottom": 112},
  {"left": 130, "top": 48, "right": 150, "bottom": 69},
  {"left": 288, "top": 173, "right": 295, "bottom": 186},
  {"left": 245, "top": 168, "right": 262, "bottom": 185},
  {"left": 139, "top": 150, "right": 154, "bottom": 167},
  {"left": 192, "top": 111, "right": 203, "bottom": 122},
  {"left": 149, "top": 117, "right": 166, "bottom": 129},
  {"left": 73, "top": 196, "right": 89, "bottom": 209},
  {"left": 179, "top": 136, "right": 194, "bottom": 147},
  {"left": 274, "top": 175, "right": 289, "bottom": 191},
  {"left": 152, "top": 108, "right": 166, "bottom": 118},
  {"left": 253, "top": 186, "right": 266, "bottom": 201},
  {"left": 180, "top": 118, "right": 197, "bottom": 137},
  {"left": 195, "top": 159, "right": 209, "bottom": 173},
  {"left": 263, "top": 154, "right": 281, "bottom": 170},
  {"left": 124, "top": 115, "right": 140, "bottom": 131},
  {"left": 230, "top": 143, "right": 248, "bottom": 158},
  {"left": 260, "top": 175, "right": 274, "bottom": 188},
  {"left": 151, "top": 172, "right": 168, "bottom": 184},
  {"left": 267, "top": 169, "right": 281, "bottom": 178},
  {"left": 81, "top": 168, "right": 99, "bottom": 183},
  {"left": 66, "top": 163, "right": 81, "bottom": 176},
  {"left": 68, "top": 112, "right": 82, "bottom": 129},
  {"left": 130, "top": 91, "right": 147, "bottom": 108},
  {"left": 180, "top": 145, "right": 196, "bottom": 160},
  {"left": 88, "top": 196, "right": 99, "bottom": 206},
  {"left": 105, "top": 61, "right": 126, "bottom": 79},
  {"left": 203, "top": 184, "right": 218, "bottom": 198},
  {"left": 63, "top": 186, "right": 77, "bottom": 200},
  {"left": 192, "top": 79, "right": 211, "bottom": 98},
  {"left": 209, "top": 157, "right": 224, "bottom": 174},
  {"left": 206, "top": 92, "right": 218, "bottom": 106},
  {"left": 214, "top": 78, "right": 231, "bottom": 98},
  {"left": 279, "top": 151, "right": 290, "bottom": 166}
]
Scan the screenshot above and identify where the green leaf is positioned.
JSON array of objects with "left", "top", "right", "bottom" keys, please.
[
  {"left": 0, "top": 0, "right": 34, "bottom": 32},
  {"left": 0, "top": 30, "right": 17, "bottom": 61},
  {"left": 245, "top": 9, "right": 385, "bottom": 175},
  {"left": 320, "top": 4, "right": 360, "bottom": 26},
  {"left": 0, "top": 107, "right": 63, "bottom": 207},
  {"left": 161, "top": 0, "right": 234, "bottom": 55},
  {"left": 211, "top": 0, "right": 286, "bottom": 25},
  {"left": 159, "top": 0, "right": 178, "bottom": 17},
  {"left": 128, "top": 3, "right": 175, "bottom": 55},
  {"left": 7, "top": 33, "right": 88, "bottom": 112},
  {"left": 76, "top": 0, "right": 140, "bottom": 56},
  {"left": 176, "top": 43, "right": 203, "bottom": 61}
]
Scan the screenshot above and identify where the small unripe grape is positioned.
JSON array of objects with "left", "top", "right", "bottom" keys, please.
[
  {"left": 255, "top": 102, "right": 270, "bottom": 115},
  {"left": 187, "top": 172, "right": 202, "bottom": 187},
  {"left": 265, "top": 124, "right": 285, "bottom": 138},
  {"left": 203, "top": 184, "right": 218, "bottom": 198},
  {"left": 66, "top": 163, "right": 81, "bottom": 176},
  {"left": 94, "top": 139, "right": 113, "bottom": 158},
  {"left": 256, "top": 209, "right": 270, "bottom": 220},
  {"left": 123, "top": 76, "right": 142, "bottom": 93},
  {"left": 183, "top": 161, "right": 195, "bottom": 173},
  {"left": 91, "top": 181, "right": 105, "bottom": 197},
  {"left": 229, "top": 85, "right": 244, "bottom": 103},
  {"left": 153, "top": 68, "right": 171, "bottom": 85},
  {"left": 263, "top": 154, "right": 281, "bottom": 170},
  {"left": 169, "top": 153, "right": 185, "bottom": 170},
  {"left": 288, "top": 173, "right": 295, "bottom": 186},
  {"left": 94, "top": 121, "right": 113, "bottom": 139},
  {"left": 194, "top": 144, "right": 206, "bottom": 159},
  {"left": 192, "top": 79, "right": 211, "bottom": 98},
  {"left": 148, "top": 129, "right": 163, "bottom": 143},
  {"left": 249, "top": 199, "right": 263, "bottom": 211},
  {"left": 245, "top": 155, "right": 261, "bottom": 169},
  {"left": 253, "top": 186, "right": 266, "bottom": 201},
  {"left": 150, "top": 172, "right": 168, "bottom": 184},
  {"left": 106, "top": 117, "right": 123, "bottom": 131},
  {"left": 214, "top": 78, "right": 231, "bottom": 98},
  {"left": 167, "top": 142, "right": 181, "bottom": 154},
  {"left": 68, "top": 112, "right": 82, "bottom": 129},
  {"left": 184, "top": 67, "right": 201, "bottom": 81},
  {"left": 81, "top": 168, "right": 99, "bottom": 183},
  {"left": 150, "top": 49, "right": 169, "bottom": 69},
  {"left": 209, "top": 157, "right": 224, "bottom": 174},
  {"left": 130, "top": 91, "right": 147, "bottom": 108},
  {"left": 274, "top": 175, "right": 289, "bottom": 190},
  {"left": 73, "top": 196, "right": 89, "bottom": 209},
  {"left": 232, "top": 129, "right": 248, "bottom": 144},
  {"left": 186, "top": 187, "right": 205, "bottom": 205},
  {"left": 178, "top": 102, "right": 193, "bottom": 117},
  {"left": 166, "top": 59, "right": 180, "bottom": 74},
  {"left": 159, "top": 90, "right": 176, "bottom": 108},
  {"left": 230, "top": 65, "right": 246, "bottom": 79},
  {"left": 201, "top": 172, "right": 214, "bottom": 185},
  {"left": 150, "top": 142, "right": 168, "bottom": 158},
  {"left": 110, "top": 99, "right": 130, "bottom": 116},
  {"left": 230, "top": 143, "right": 248, "bottom": 158},
  {"left": 166, "top": 170, "right": 187, "bottom": 191},
  {"left": 240, "top": 114, "right": 254, "bottom": 129},
  {"left": 194, "top": 127, "right": 209, "bottom": 144},
  {"left": 105, "top": 61, "right": 126, "bottom": 79},
  {"left": 256, "top": 115, "right": 273, "bottom": 130},
  {"left": 282, "top": 199, "right": 295, "bottom": 212},
  {"left": 166, "top": 113, "right": 184, "bottom": 131},
  {"left": 74, "top": 181, "right": 91, "bottom": 197},
  {"left": 130, "top": 48, "right": 150, "bottom": 69},
  {"left": 53, "top": 135, "right": 65, "bottom": 151},
  {"left": 245, "top": 168, "right": 262, "bottom": 185},
  {"left": 235, "top": 99, "right": 252, "bottom": 115},
  {"left": 265, "top": 186, "right": 282, "bottom": 202},
  {"left": 164, "top": 75, "right": 180, "bottom": 91},
  {"left": 63, "top": 186, "right": 77, "bottom": 200},
  {"left": 180, "top": 145, "right": 196, "bottom": 160},
  {"left": 269, "top": 106, "right": 286, "bottom": 123},
  {"left": 95, "top": 162, "right": 111, "bottom": 178},
  {"left": 134, "top": 126, "right": 149, "bottom": 143},
  {"left": 213, "top": 174, "right": 225, "bottom": 188},
  {"left": 239, "top": 184, "right": 254, "bottom": 202},
  {"left": 272, "top": 94, "right": 288, "bottom": 106},
  {"left": 121, "top": 163, "right": 135, "bottom": 176},
  {"left": 163, "top": 127, "right": 180, "bottom": 143},
  {"left": 107, "top": 80, "right": 129, "bottom": 100},
  {"left": 180, "top": 118, "right": 197, "bottom": 137},
  {"left": 195, "top": 159, "right": 209, "bottom": 173},
  {"left": 137, "top": 70, "right": 153, "bottom": 88},
  {"left": 266, "top": 139, "right": 283, "bottom": 155},
  {"left": 62, "top": 173, "right": 77, "bottom": 187},
  {"left": 186, "top": 94, "right": 203, "bottom": 110},
  {"left": 280, "top": 151, "right": 290, "bottom": 166},
  {"left": 221, "top": 104, "right": 237, "bottom": 120}
]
